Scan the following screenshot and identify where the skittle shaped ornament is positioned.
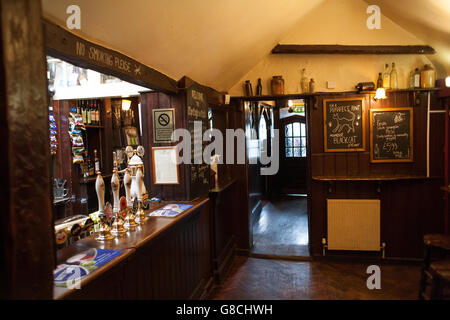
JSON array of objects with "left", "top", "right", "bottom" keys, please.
[
  {"left": 134, "top": 167, "right": 146, "bottom": 225},
  {"left": 95, "top": 172, "right": 105, "bottom": 213}
]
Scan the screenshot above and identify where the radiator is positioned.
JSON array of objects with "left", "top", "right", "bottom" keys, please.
[{"left": 327, "top": 199, "right": 380, "bottom": 251}]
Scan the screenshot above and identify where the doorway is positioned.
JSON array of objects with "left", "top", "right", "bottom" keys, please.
[{"left": 251, "top": 99, "right": 310, "bottom": 258}]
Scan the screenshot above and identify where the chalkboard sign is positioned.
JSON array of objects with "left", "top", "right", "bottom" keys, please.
[
  {"left": 370, "top": 108, "right": 413, "bottom": 163},
  {"left": 323, "top": 98, "right": 365, "bottom": 152},
  {"left": 186, "top": 83, "right": 210, "bottom": 199}
]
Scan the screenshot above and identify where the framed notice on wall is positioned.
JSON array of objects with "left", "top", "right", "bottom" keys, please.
[
  {"left": 370, "top": 108, "right": 413, "bottom": 163},
  {"left": 152, "top": 147, "right": 179, "bottom": 184},
  {"left": 323, "top": 98, "right": 365, "bottom": 152},
  {"left": 152, "top": 108, "right": 175, "bottom": 143}
]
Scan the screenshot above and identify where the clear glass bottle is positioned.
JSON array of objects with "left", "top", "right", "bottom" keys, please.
[
  {"left": 390, "top": 62, "right": 398, "bottom": 89},
  {"left": 413, "top": 68, "right": 421, "bottom": 88},
  {"left": 382, "top": 63, "right": 390, "bottom": 89},
  {"left": 309, "top": 78, "right": 315, "bottom": 93},
  {"left": 300, "top": 68, "right": 309, "bottom": 93},
  {"left": 409, "top": 70, "right": 415, "bottom": 88}
]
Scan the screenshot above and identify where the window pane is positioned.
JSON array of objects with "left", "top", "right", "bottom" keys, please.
[
  {"left": 301, "top": 137, "right": 306, "bottom": 148},
  {"left": 286, "top": 138, "right": 292, "bottom": 147},
  {"left": 286, "top": 148, "right": 293, "bottom": 157},
  {"left": 293, "top": 138, "right": 300, "bottom": 147},
  {"left": 285, "top": 124, "right": 292, "bottom": 137},
  {"left": 301, "top": 147, "right": 306, "bottom": 157},
  {"left": 293, "top": 122, "right": 300, "bottom": 136},
  {"left": 293, "top": 148, "right": 301, "bottom": 157},
  {"left": 301, "top": 123, "right": 306, "bottom": 137}
]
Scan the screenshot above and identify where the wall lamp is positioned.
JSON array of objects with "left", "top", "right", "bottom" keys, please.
[
  {"left": 374, "top": 87, "right": 387, "bottom": 100},
  {"left": 121, "top": 99, "right": 132, "bottom": 111}
]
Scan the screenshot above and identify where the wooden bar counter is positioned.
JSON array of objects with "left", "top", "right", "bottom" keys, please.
[{"left": 54, "top": 198, "right": 211, "bottom": 300}]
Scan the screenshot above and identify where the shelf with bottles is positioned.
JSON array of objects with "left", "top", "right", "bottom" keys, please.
[
  {"left": 84, "top": 124, "right": 105, "bottom": 129},
  {"left": 71, "top": 99, "right": 104, "bottom": 127}
]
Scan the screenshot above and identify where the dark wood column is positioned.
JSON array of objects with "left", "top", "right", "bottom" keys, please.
[{"left": 0, "top": 0, "right": 54, "bottom": 299}]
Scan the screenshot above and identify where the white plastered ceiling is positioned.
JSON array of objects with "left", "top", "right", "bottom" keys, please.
[{"left": 41, "top": 0, "right": 450, "bottom": 93}]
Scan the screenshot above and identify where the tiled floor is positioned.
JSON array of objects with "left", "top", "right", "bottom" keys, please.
[
  {"left": 211, "top": 256, "right": 421, "bottom": 300},
  {"left": 252, "top": 196, "right": 309, "bottom": 257}
]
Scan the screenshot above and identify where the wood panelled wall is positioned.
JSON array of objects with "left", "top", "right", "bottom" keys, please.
[
  {"left": 61, "top": 201, "right": 212, "bottom": 299},
  {"left": 231, "top": 90, "right": 445, "bottom": 259},
  {"left": 308, "top": 90, "right": 445, "bottom": 259},
  {"left": 228, "top": 100, "right": 253, "bottom": 251},
  {"left": 309, "top": 91, "right": 442, "bottom": 178},
  {"left": 140, "top": 91, "right": 189, "bottom": 201}
]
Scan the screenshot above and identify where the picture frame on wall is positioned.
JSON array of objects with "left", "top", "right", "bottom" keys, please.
[
  {"left": 323, "top": 98, "right": 365, "bottom": 152},
  {"left": 152, "top": 146, "right": 180, "bottom": 184}
]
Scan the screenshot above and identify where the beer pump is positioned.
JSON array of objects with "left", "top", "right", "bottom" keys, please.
[
  {"left": 110, "top": 152, "right": 128, "bottom": 236},
  {"left": 94, "top": 167, "right": 113, "bottom": 241},
  {"left": 123, "top": 168, "right": 138, "bottom": 230},
  {"left": 125, "top": 145, "right": 148, "bottom": 224}
]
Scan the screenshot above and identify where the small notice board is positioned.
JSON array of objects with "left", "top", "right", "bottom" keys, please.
[
  {"left": 323, "top": 98, "right": 365, "bottom": 152},
  {"left": 152, "top": 146, "right": 179, "bottom": 184},
  {"left": 370, "top": 107, "right": 413, "bottom": 163},
  {"left": 153, "top": 108, "right": 175, "bottom": 143}
]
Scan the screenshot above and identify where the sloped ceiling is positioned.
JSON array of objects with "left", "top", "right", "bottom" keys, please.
[
  {"left": 41, "top": 0, "right": 450, "bottom": 93},
  {"left": 365, "top": 0, "right": 450, "bottom": 77},
  {"left": 41, "top": 0, "right": 325, "bottom": 92}
]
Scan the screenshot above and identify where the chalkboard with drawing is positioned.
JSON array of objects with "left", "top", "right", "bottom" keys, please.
[
  {"left": 323, "top": 98, "right": 365, "bottom": 152},
  {"left": 370, "top": 108, "right": 413, "bottom": 163}
]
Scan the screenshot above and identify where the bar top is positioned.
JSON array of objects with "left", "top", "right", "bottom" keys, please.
[{"left": 53, "top": 197, "right": 209, "bottom": 299}]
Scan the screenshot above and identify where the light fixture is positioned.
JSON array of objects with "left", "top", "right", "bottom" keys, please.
[
  {"left": 446, "top": 76, "right": 450, "bottom": 87},
  {"left": 121, "top": 99, "right": 131, "bottom": 111},
  {"left": 374, "top": 87, "right": 387, "bottom": 100}
]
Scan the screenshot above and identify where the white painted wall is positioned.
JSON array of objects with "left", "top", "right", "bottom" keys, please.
[{"left": 229, "top": 0, "right": 435, "bottom": 95}]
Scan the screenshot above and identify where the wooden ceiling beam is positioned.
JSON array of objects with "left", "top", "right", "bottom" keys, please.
[{"left": 271, "top": 44, "right": 436, "bottom": 55}]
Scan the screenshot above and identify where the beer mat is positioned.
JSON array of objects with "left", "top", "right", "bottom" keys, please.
[
  {"left": 54, "top": 248, "right": 122, "bottom": 287},
  {"left": 147, "top": 204, "right": 193, "bottom": 218}
]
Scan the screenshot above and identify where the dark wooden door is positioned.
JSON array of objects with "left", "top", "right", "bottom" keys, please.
[{"left": 279, "top": 115, "right": 308, "bottom": 194}]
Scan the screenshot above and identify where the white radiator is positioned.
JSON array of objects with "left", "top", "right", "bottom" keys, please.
[{"left": 327, "top": 199, "right": 380, "bottom": 251}]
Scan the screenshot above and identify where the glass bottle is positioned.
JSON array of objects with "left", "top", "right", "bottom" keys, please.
[
  {"left": 94, "top": 149, "right": 100, "bottom": 174},
  {"left": 301, "top": 68, "right": 309, "bottom": 93},
  {"left": 390, "top": 62, "right": 398, "bottom": 89},
  {"left": 409, "top": 70, "right": 415, "bottom": 88},
  {"left": 377, "top": 73, "right": 383, "bottom": 88},
  {"left": 413, "top": 68, "right": 421, "bottom": 88},
  {"left": 309, "top": 78, "right": 315, "bottom": 93},
  {"left": 87, "top": 100, "right": 92, "bottom": 125},
  {"left": 256, "top": 78, "right": 262, "bottom": 96},
  {"left": 96, "top": 100, "right": 100, "bottom": 125},
  {"left": 82, "top": 100, "right": 87, "bottom": 124},
  {"left": 382, "top": 63, "right": 390, "bottom": 89},
  {"left": 244, "top": 80, "right": 253, "bottom": 96}
]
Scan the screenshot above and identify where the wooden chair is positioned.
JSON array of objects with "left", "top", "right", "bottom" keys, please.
[
  {"left": 419, "top": 234, "right": 450, "bottom": 299},
  {"left": 429, "top": 261, "right": 450, "bottom": 299}
]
